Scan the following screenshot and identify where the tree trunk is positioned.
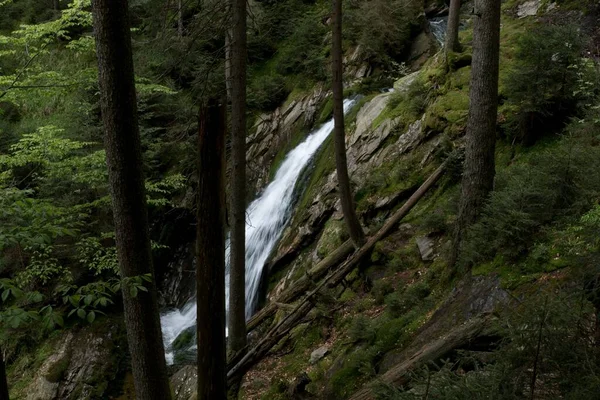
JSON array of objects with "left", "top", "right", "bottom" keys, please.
[
  {"left": 91, "top": 2, "right": 172, "bottom": 399},
  {"left": 177, "top": 0, "right": 183, "bottom": 37},
  {"left": 445, "top": 0, "right": 461, "bottom": 54},
  {"left": 196, "top": 101, "right": 227, "bottom": 399},
  {"left": 331, "top": 0, "right": 365, "bottom": 248},
  {"left": 451, "top": 0, "right": 501, "bottom": 269},
  {"left": 228, "top": 0, "right": 248, "bottom": 354},
  {"left": 53, "top": 0, "right": 60, "bottom": 11},
  {"left": 0, "top": 346, "right": 9, "bottom": 400}
]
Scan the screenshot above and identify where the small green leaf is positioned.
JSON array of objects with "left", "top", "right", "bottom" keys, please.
[
  {"left": 87, "top": 311, "right": 95, "bottom": 323},
  {"left": 77, "top": 308, "right": 86, "bottom": 319},
  {"left": 1, "top": 289, "right": 9, "bottom": 302},
  {"left": 130, "top": 286, "right": 138, "bottom": 298}
]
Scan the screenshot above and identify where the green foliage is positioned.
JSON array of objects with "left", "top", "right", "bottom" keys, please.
[
  {"left": 15, "top": 245, "right": 71, "bottom": 287},
  {"left": 460, "top": 133, "right": 600, "bottom": 268},
  {"left": 349, "top": 315, "right": 375, "bottom": 344},
  {"left": 344, "top": 0, "right": 422, "bottom": 66},
  {"left": 502, "top": 23, "right": 593, "bottom": 142},
  {"left": 274, "top": 12, "right": 328, "bottom": 81},
  {"left": 248, "top": 73, "right": 290, "bottom": 111},
  {"left": 385, "top": 282, "right": 430, "bottom": 318},
  {"left": 76, "top": 235, "right": 118, "bottom": 276}
]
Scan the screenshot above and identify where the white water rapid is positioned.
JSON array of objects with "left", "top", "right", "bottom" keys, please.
[
  {"left": 429, "top": 17, "right": 448, "bottom": 47},
  {"left": 160, "top": 98, "right": 357, "bottom": 364}
]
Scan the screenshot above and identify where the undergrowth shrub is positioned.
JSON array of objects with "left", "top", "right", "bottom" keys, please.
[
  {"left": 385, "top": 282, "right": 430, "bottom": 318},
  {"left": 502, "top": 23, "right": 596, "bottom": 144},
  {"left": 374, "top": 288, "right": 600, "bottom": 399},
  {"left": 344, "top": 0, "right": 422, "bottom": 66},
  {"left": 460, "top": 132, "right": 600, "bottom": 267},
  {"left": 247, "top": 74, "right": 290, "bottom": 111}
]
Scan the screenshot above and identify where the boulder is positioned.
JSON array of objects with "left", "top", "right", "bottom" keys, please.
[
  {"left": 309, "top": 345, "right": 330, "bottom": 364},
  {"left": 22, "top": 320, "right": 127, "bottom": 400},
  {"left": 416, "top": 236, "right": 435, "bottom": 261},
  {"left": 170, "top": 365, "right": 198, "bottom": 400},
  {"left": 517, "top": 0, "right": 540, "bottom": 18}
]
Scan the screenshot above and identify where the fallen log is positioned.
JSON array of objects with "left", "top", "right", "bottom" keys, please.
[
  {"left": 348, "top": 316, "right": 490, "bottom": 400},
  {"left": 227, "top": 163, "right": 446, "bottom": 383}
]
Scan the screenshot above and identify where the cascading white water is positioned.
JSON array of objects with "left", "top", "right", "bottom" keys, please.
[
  {"left": 429, "top": 17, "right": 448, "bottom": 47},
  {"left": 160, "top": 99, "right": 357, "bottom": 364}
]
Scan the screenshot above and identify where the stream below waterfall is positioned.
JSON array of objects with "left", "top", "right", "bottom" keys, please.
[{"left": 160, "top": 99, "right": 357, "bottom": 364}]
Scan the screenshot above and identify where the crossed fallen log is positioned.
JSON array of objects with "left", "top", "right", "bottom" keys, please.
[{"left": 226, "top": 163, "right": 447, "bottom": 384}]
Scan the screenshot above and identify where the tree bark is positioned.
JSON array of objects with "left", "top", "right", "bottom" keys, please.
[
  {"left": 177, "top": 0, "right": 184, "bottom": 37},
  {"left": 451, "top": 0, "right": 501, "bottom": 269},
  {"left": 228, "top": 0, "right": 248, "bottom": 354},
  {"left": 0, "top": 345, "right": 9, "bottom": 400},
  {"left": 332, "top": 0, "right": 365, "bottom": 248},
  {"left": 196, "top": 101, "right": 227, "bottom": 399},
  {"left": 445, "top": 0, "right": 461, "bottom": 54},
  {"left": 91, "top": 2, "right": 172, "bottom": 399}
]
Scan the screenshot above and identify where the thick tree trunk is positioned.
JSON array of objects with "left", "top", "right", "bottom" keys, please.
[
  {"left": 332, "top": 0, "right": 365, "bottom": 248},
  {"left": 445, "top": 0, "right": 461, "bottom": 53},
  {"left": 91, "top": 2, "right": 172, "bottom": 399},
  {"left": 451, "top": 0, "right": 501, "bottom": 269},
  {"left": 196, "top": 101, "right": 227, "bottom": 399},
  {"left": 0, "top": 346, "right": 9, "bottom": 400},
  {"left": 228, "top": 0, "right": 248, "bottom": 354}
]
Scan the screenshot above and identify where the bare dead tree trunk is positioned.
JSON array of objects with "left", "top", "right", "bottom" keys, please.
[
  {"left": 0, "top": 345, "right": 9, "bottom": 400},
  {"left": 177, "top": 0, "right": 184, "bottom": 37},
  {"left": 196, "top": 101, "right": 227, "bottom": 399},
  {"left": 332, "top": 0, "right": 365, "bottom": 248},
  {"left": 91, "top": 2, "right": 172, "bottom": 399},
  {"left": 445, "top": 0, "right": 461, "bottom": 54},
  {"left": 451, "top": 0, "right": 501, "bottom": 270},
  {"left": 228, "top": 0, "right": 248, "bottom": 354}
]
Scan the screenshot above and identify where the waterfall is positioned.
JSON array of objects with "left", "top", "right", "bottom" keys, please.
[
  {"left": 429, "top": 17, "right": 448, "bottom": 47},
  {"left": 160, "top": 98, "right": 357, "bottom": 364}
]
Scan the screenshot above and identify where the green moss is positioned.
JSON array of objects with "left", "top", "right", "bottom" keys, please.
[
  {"left": 316, "top": 219, "right": 348, "bottom": 259},
  {"left": 423, "top": 89, "right": 469, "bottom": 137},
  {"left": 318, "top": 97, "right": 334, "bottom": 124},
  {"left": 44, "top": 354, "right": 71, "bottom": 383}
]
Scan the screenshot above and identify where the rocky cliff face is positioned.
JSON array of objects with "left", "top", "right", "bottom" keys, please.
[{"left": 11, "top": 319, "right": 128, "bottom": 400}]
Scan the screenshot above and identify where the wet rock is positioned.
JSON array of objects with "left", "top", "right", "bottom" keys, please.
[
  {"left": 170, "top": 365, "right": 197, "bottom": 400},
  {"left": 310, "top": 345, "right": 330, "bottom": 364},
  {"left": 416, "top": 236, "right": 435, "bottom": 261},
  {"left": 518, "top": 0, "right": 540, "bottom": 18},
  {"left": 246, "top": 85, "right": 329, "bottom": 196}
]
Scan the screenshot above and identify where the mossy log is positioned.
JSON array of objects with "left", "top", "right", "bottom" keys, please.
[
  {"left": 348, "top": 316, "right": 490, "bottom": 400},
  {"left": 227, "top": 163, "right": 446, "bottom": 384}
]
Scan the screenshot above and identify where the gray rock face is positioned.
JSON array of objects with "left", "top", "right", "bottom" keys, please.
[
  {"left": 270, "top": 89, "right": 431, "bottom": 292},
  {"left": 309, "top": 345, "right": 330, "bottom": 364},
  {"left": 517, "top": 0, "right": 540, "bottom": 18},
  {"left": 416, "top": 236, "right": 435, "bottom": 261},
  {"left": 23, "top": 321, "right": 126, "bottom": 400},
  {"left": 247, "top": 85, "right": 329, "bottom": 195},
  {"left": 170, "top": 365, "right": 198, "bottom": 400}
]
